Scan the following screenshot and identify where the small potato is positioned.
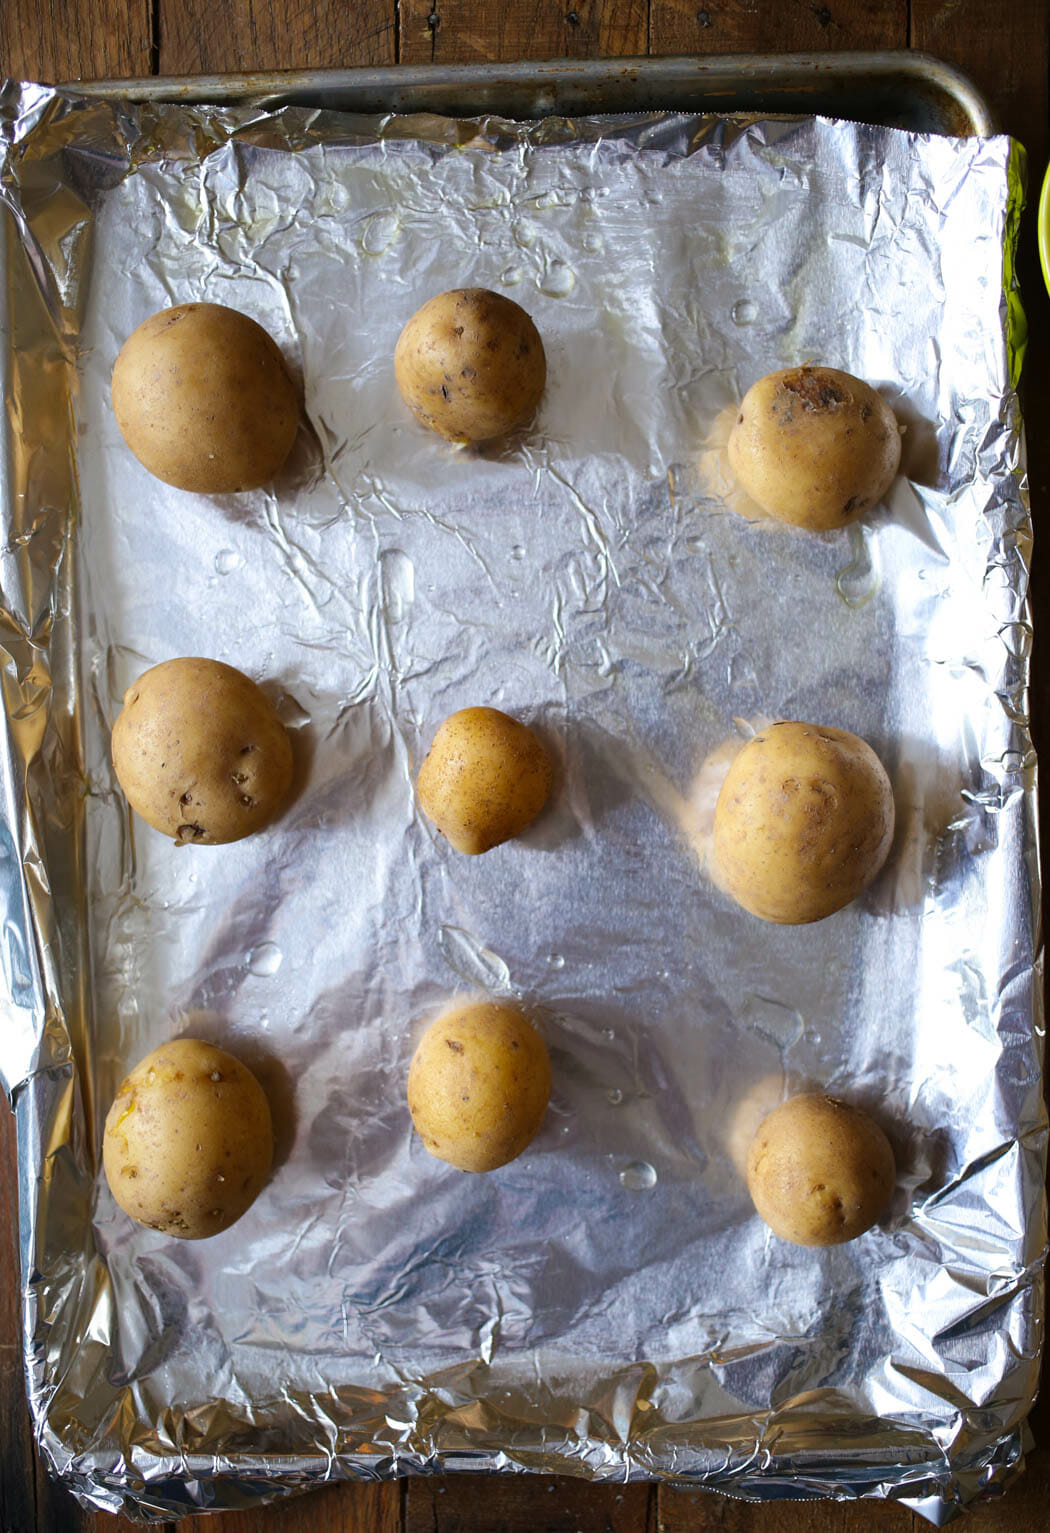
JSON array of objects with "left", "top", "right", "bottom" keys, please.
[
  {"left": 112, "top": 657, "right": 293, "bottom": 845},
  {"left": 746, "top": 1093, "right": 896, "bottom": 1246},
  {"left": 103, "top": 1038, "right": 274, "bottom": 1238},
  {"left": 394, "top": 288, "right": 546, "bottom": 444},
  {"left": 416, "top": 706, "right": 553, "bottom": 855},
  {"left": 112, "top": 303, "right": 299, "bottom": 493},
  {"left": 713, "top": 721, "right": 894, "bottom": 924},
  {"left": 727, "top": 365, "right": 901, "bottom": 530},
  {"left": 408, "top": 998, "right": 551, "bottom": 1172}
]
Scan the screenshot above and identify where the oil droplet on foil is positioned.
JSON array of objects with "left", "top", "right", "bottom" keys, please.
[
  {"left": 620, "top": 1161, "right": 657, "bottom": 1191},
  {"left": 247, "top": 942, "right": 283, "bottom": 977},
  {"left": 278, "top": 694, "right": 310, "bottom": 728},
  {"left": 731, "top": 299, "right": 758, "bottom": 326},
  {"left": 602, "top": 1027, "right": 616, "bottom": 1041},
  {"left": 606, "top": 1088, "right": 624, "bottom": 1106},
  {"left": 438, "top": 925, "right": 511, "bottom": 992},
  {"left": 538, "top": 262, "right": 575, "bottom": 299},
  {"left": 500, "top": 264, "right": 525, "bottom": 286},
  {"left": 379, "top": 548, "right": 415, "bottom": 625},
  {"left": 360, "top": 212, "right": 400, "bottom": 256},
  {"left": 741, "top": 994, "right": 804, "bottom": 1049},
  {"left": 729, "top": 652, "right": 758, "bottom": 692},
  {"left": 582, "top": 232, "right": 604, "bottom": 254},
  {"left": 214, "top": 549, "right": 241, "bottom": 576},
  {"left": 547, "top": 952, "right": 565, "bottom": 970},
  {"left": 835, "top": 523, "right": 880, "bottom": 609},
  {"left": 510, "top": 544, "right": 525, "bottom": 561}
]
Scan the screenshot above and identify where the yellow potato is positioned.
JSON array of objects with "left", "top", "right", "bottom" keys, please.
[
  {"left": 111, "top": 657, "right": 293, "bottom": 845},
  {"left": 103, "top": 1038, "right": 274, "bottom": 1238},
  {"left": 112, "top": 303, "right": 299, "bottom": 493},
  {"left": 394, "top": 288, "right": 546, "bottom": 444},
  {"left": 727, "top": 365, "right": 901, "bottom": 530},
  {"left": 713, "top": 721, "right": 894, "bottom": 924},
  {"left": 407, "top": 998, "right": 551, "bottom": 1172},
  {"left": 416, "top": 706, "right": 553, "bottom": 855},
  {"left": 746, "top": 1093, "right": 896, "bottom": 1246}
]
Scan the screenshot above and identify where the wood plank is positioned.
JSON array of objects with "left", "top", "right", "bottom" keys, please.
[
  {"left": 658, "top": 1492, "right": 919, "bottom": 1529},
  {"left": 398, "top": 0, "right": 649, "bottom": 66},
  {"left": 911, "top": 0, "right": 1048, "bottom": 159},
  {"left": 404, "top": 1475, "right": 655, "bottom": 1531},
  {"left": 0, "top": 0, "right": 152, "bottom": 82},
  {"left": 648, "top": 0, "right": 908, "bottom": 55},
  {"left": 159, "top": 0, "right": 396, "bottom": 75},
  {"left": 174, "top": 1481, "right": 402, "bottom": 1531},
  {"left": 52, "top": 1496, "right": 175, "bottom": 1532}
]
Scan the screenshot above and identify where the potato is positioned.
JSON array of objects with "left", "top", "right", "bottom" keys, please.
[
  {"left": 727, "top": 365, "right": 901, "bottom": 530},
  {"left": 713, "top": 721, "right": 894, "bottom": 924},
  {"left": 111, "top": 657, "right": 293, "bottom": 845},
  {"left": 111, "top": 303, "right": 299, "bottom": 493},
  {"left": 394, "top": 288, "right": 546, "bottom": 444},
  {"left": 103, "top": 1038, "right": 274, "bottom": 1238},
  {"left": 746, "top": 1093, "right": 896, "bottom": 1246},
  {"left": 407, "top": 998, "right": 551, "bottom": 1172},
  {"left": 416, "top": 706, "right": 553, "bottom": 855}
]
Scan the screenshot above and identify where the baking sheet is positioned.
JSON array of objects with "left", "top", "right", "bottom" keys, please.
[
  {"left": 0, "top": 84, "right": 1042, "bottom": 1524},
  {"left": 67, "top": 52, "right": 998, "bottom": 137}
]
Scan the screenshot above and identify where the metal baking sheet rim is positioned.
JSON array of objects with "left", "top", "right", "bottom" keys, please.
[{"left": 60, "top": 50, "right": 997, "bottom": 136}]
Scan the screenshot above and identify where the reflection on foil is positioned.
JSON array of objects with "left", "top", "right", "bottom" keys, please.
[{"left": 0, "top": 84, "right": 1042, "bottom": 1524}]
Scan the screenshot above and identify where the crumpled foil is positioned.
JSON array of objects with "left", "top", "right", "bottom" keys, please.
[{"left": 0, "top": 82, "right": 1042, "bottom": 1524}]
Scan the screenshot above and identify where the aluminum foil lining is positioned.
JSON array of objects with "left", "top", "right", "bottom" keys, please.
[{"left": 0, "top": 83, "right": 1042, "bottom": 1524}]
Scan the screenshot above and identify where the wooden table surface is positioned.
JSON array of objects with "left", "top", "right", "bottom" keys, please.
[{"left": 2, "top": 2, "right": 1048, "bottom": 1530}]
